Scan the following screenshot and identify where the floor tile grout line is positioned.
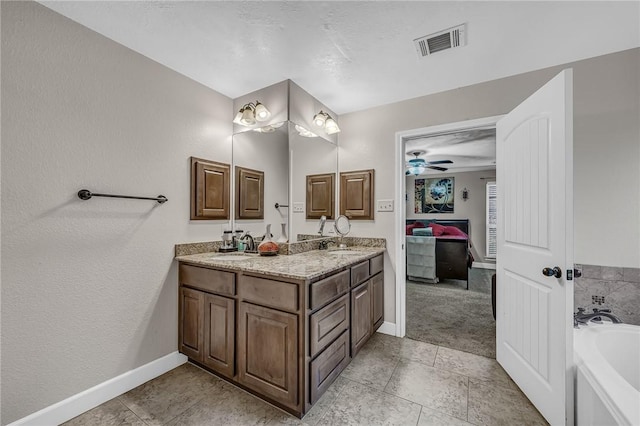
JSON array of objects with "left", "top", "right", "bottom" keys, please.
[
  {"left": 415, "top": 405, "right": 423, "bottom": 426},
  {"left": 380, "top": 356, "right": 402, "bottom": 392},
  {"left": 466, "top": 374, "right": 470, "bottom": 423},
  {"left": 117, "top": 399, "right": 151, "bottom": 426},
  {"left": 433, "top": 345, "right": 440, "bottom": 367}
]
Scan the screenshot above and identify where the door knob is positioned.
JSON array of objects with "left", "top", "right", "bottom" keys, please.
[{"left": 542, "top": 266, "right": 562, "bottom": 278}]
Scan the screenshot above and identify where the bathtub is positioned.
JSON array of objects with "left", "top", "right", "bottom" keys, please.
[{"left": 574, "top": 323, "right": 640, "bottom": 426}]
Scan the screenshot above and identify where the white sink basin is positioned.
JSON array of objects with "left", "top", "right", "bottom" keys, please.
[
  {"left": 207, "top": 254, "right": 253, "bottom": 261},
  {"left": 327, "top": 250, "right": 365, "bottom": 256}
]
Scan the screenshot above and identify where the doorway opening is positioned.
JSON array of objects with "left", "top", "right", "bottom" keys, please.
[{"left": 394, "top": 115, "right": 503, "bottom": 358}]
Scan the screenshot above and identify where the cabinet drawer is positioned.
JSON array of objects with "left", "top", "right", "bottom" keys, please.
[
  {"left": 310, "top": 270, "right": 350, "bottom": 310},
  {"left": 310, "top": 294, "right": 349, "bottom": 357},
  {"left": 310, "top": 330, "right": 350, "bottom": 404},
  {"left": 351, "top": 261, "right": 369, "bottom": 286},
  {"left": 179, "top": 264, "right": 235, "bottom": 296},
  {"left": 239, "top": 275, "right": 298, "bottom": 313},
  {"left": 370, "top": 254, "right": 383, "bottom": 276}
]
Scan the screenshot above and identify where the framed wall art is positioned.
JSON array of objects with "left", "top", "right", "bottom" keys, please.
[{"left": 415, "top": 177, "right": 455, "bottom": 213}]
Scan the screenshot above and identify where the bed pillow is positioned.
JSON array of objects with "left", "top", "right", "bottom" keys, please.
[
  {"left": 443, "top": 225, "right": 468, "bottom": 238},
  {"left": 428, "top": 223, "right": 446, "bottom": 236},
  {"left": 412, "top": 227, "right": 433, "bottom": 236},
  {"left": 405, "top": 221, "right": 426, "bottom": 235}
]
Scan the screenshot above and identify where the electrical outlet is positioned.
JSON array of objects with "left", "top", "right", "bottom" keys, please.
[
  {"left": 293, "top": 202, "right": 304, "bottom": 213},
  {"left": 377, "top": 199, "right": 394, "bottom": 212}
]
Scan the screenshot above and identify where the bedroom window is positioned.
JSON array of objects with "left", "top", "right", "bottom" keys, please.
[{"left": 486, "top": 181, "right": 497, "bottom": 259}]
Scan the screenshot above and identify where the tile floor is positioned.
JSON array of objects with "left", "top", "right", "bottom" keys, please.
[{"left": 64, "top": 334, "right": 547, "bottom": 426}]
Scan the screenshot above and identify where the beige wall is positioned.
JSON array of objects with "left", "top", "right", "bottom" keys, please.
[
  {"left": 340, "top": 48, "right": 640, "bottom": 325},
  {"left": 406, "top": 170, "right": 496, "bottom": 263},
  {"left": 1, "top": 2, "right": 232, "bottom": 423}
]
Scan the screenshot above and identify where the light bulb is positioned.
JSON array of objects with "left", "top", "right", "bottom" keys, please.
[
  {"left": 233, "top": 111, "right": 243, "bottom": 124},
  {"left": 313, "top": 112, "right": 327, "bottom": 127},
  {"left": 254, "top": 102, "right": 271, "bottom": 121},
  {"left": 325, "top": 117, "right": 340, "bottom": 134},
  {"left": 239, "top": 107, "right": 256, "bottom": 126}
]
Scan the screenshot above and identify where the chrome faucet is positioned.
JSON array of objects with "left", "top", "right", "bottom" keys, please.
[
  {"left": 240, "top": 232, "right": 256, "bottom": 253},
  {"left": 319, "top": 240, "right": 336, "bottom": 250},
  {"left": 574, "top": 308, "right": 623, "bottom": 327}
]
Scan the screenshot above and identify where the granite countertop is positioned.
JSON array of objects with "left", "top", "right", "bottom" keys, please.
[{"left": 175, "top": 247, "right": 385, "bottom": 281}]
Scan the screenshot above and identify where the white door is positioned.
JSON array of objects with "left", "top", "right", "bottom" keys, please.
[{"left": 496, "top": 69, "right": 574, "bottom": 426}]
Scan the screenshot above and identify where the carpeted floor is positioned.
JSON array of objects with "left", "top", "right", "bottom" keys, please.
[{"left": 406, "top": 268, "right": 496, "bottom": 358}]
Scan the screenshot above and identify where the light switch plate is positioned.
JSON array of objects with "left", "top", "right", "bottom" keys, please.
[
  {"left": 293, "top": 202, "right": 304, "bottom": 213},
  {"left": 377, "top": 199, "right": 394, "bottom": 212}
]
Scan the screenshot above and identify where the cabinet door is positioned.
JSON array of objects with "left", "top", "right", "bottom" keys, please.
[
  {"left": 371, "top": 272, "right": 384, "bottom": 332},
  {"left": 179, "top": 287, "right": 204, "bottom": 362},
  {"left": 235, "top": 166, "right": 264, "bottom": 219},
  {"left": 306, "top": 173, "right": 335, "bottom": 219},
  {"left": 351, "top": 281, "right": 371, "bottom": 356},
  {"left": 203, "top": 294, "right": 235, "bottom": 378},
  {"left": 238, "top": 302, "right": 298, "bottom": 409},
  {"left": 191, "top": 157, "right": 230, "bottom": 220},
  {"left": 339, "top": 169, "right": 374, "bottom": 220}
]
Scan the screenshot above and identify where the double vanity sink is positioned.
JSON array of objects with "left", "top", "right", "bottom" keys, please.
[{"left": 175, "top": 246, "right": 385, "bottom": 418}]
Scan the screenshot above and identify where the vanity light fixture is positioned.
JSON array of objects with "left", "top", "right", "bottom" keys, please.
[
  {"left": 233, "top": 101, "right": 271, "bottom": 127},
  {"left": 312, "top": 110, "right": 341, "bottom": 134}
]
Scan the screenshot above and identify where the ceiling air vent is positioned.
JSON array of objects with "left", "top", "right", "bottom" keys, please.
[{"left": 414, "top": 24, "right": 466, "bottom": 58}]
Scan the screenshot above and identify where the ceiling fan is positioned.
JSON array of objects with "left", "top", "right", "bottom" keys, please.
[{"left": 405, "top": 150, "right": 453, "bottom": 176}]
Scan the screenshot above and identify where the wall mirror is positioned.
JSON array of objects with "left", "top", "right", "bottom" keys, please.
[{"left": 232, "top": 121, "right": 338, "bottom": 241}]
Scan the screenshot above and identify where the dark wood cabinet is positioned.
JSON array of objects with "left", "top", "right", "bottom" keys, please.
[
  {"left": 351, "top": 281, "right": 371, "bottom": 356},
  {"left": 339, "top": 169, "right": 374, "bottom": 220},
  {"left": 306, "top": 173, "right": 335, "bottom": 219},
  {"left": 178, "top": 251, "right": 383, "bottom": 418},
  {"left": 238, "top": 302, "right": 298, "bottom": 409},
  {"left": 179, "top": 287, "right": 204, "bottom": 361},
  {"left": 203, "top": 294, "right": 235, "bottom": 377},
  {"left": 179, "top": 287, "right": 235, "bottom": 378},
  {"left": 190, "top": 157, "right": 230, "bottom": 220},
  {"left": 235, "top": 166, "right": 264, "bottom": 219},
  {"left": 371, "top": 272, "right": 384, "bottom": 332}
]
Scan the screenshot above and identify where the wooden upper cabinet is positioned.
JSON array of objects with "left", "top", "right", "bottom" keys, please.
[
  {"left": 191, "top": 157, "right": 230, "bottom": 220},
  {"left": 306, "top": 173, "right": 335, "bottom": 219},
  {"left": 236, "top": 166, "right": 264, "bottom": 219},
  {"left": 340, "top": 169, "right": 374, "bottom": 220}
]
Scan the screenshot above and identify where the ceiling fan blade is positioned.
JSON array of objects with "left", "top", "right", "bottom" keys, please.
[
  {"left": 427, "top": 165, "right": 449, "bottom": 172},
  {"left": 426, "top": 160, "right": 453, "bottom": 165}
]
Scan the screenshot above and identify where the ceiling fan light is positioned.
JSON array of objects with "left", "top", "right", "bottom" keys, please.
[
  {"left": 239, "top": 107, "right": 256, "bottom": 126},
  {"left": 408, "top": 165, "right": 426, "bottom": 176},
  {"left": 253, "top": 102, "right": 271, "bottom": 121},
  {"left": 325, "top": 117, "right": 340, "bottom": 134}
]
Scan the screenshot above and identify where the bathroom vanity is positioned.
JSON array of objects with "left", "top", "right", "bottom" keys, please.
[{"left": 175, "top": 247, "right": 385, "bottom": 418}]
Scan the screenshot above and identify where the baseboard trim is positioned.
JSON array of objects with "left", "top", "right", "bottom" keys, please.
[
  {"left": 376, "top": 321, "right": 396, "bottom": 336},
  {"left": 9, "top": 351, "right": 188, "bottom": 426},
  {"left": 473, "top": 262, "right": 496, "bottom": 270}
]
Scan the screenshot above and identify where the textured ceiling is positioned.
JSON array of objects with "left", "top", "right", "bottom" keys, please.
[
  {"left": 406, "top": 128, "right": 496, "bottom": 175},
  {"left": 40, "top": 1, "right": 639, "bottom": 115}
]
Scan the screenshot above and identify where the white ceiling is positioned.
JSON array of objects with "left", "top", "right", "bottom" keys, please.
[
  {"left": 406, "top": 128, "right": 496, "bottom": 175},
  {"left": 40, "top": 1, "right": 639, "bottom": 115}
]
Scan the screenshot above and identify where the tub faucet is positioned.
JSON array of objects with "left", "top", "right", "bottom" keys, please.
[{"left": 574, "top": 308, "right": 623, "bottom": 327}]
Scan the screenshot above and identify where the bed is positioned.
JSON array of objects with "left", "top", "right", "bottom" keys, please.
[{"left": 406, "top": 219, "right": 471, "bottom": 289}]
